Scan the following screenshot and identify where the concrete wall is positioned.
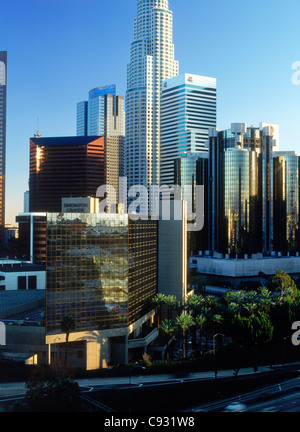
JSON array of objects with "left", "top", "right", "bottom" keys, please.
[{"left": 158, "top": 200, "right": 187, "bottom": 302}]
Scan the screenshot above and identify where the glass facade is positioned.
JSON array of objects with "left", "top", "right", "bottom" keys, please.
[
  {"left": 161, "top": 74, "right": 216, "bottom": 187},
  {"left": 208, "top": 124, "right": 277, "bottom": 255},
  {"left": 76, "top": 87, "right": 125, "bottom": 207},
  {"left": 46, "top": 213, "right": 158, "bottom": 334},
  {"left": 126, "top": 0, "right": 179, "bottom": 214},
  {"left": 273, "top": 152, "right": 300, "bottom": 253},
  {"left": 175, "top": 152, "right": 208, "bottom": 256},
  {"left": 29, "top": 136, "right": 105, "bottom": 212}
]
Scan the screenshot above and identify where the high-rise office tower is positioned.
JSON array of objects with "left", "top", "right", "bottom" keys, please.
[
  {"left": 29, "top": 136, "right": 105, "bottom": 213},
  {"left": 175, "top": 152, "right": 209, "bottom": 256},
  {"left": 0, "top": 51, "right": 7, "bottom": 242},
  {"left": 161, "top": 74, "right": 216, "bottom": 187},
  {"left": 46, "top": 211, "right": 158, "bottom": 369},
  {"left": 273, "top": 151, "right": 300, "bottom": 253},
  {"left": 77, "top": 85, "right": 125, "bottom": 208},
  {"left": 208, "top": 123, "right": 278, "bottom": 255},
  {"left": 126, "top": 0, "right": 179, "bottom": 214}
]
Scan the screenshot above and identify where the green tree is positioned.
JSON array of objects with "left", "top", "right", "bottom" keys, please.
[
  {"left": 151, "top": 293, "right": 166, "bottom": 329},
  {"left": 272, "top": 270, "right": 297, "bottom": 297},
  {"left": 160, "top": 319, "right": 176, "bottom": 360},
  {"left": 164, "top": 295, "right": 179, "bottom": 320},
  {"left": 60, "top": 315, "right": 76, "bottom": 367},
  {"left": 194, "top": 314, "right": 206, "bottom": 354},
  {"left": 175, "top": 313, "right": 195, "bottom": 358}
]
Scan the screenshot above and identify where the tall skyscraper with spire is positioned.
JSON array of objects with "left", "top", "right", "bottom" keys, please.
[
  {"left": 126, "top": 0, "right": 179, "bottom": 214},
  {"left": 0, "top": 51, "right": 7, "bottom": 242}
]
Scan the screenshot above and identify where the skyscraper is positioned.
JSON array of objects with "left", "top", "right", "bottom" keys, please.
[
  {"left": 0, "top": 51, "right": 7, "bottom": 242},
  {"left": 77, "top": 85, "right": 125, "bottom": 207},
  {"left": 29, "top": 136, "right": 105, "bottom": 213},
  {"left": 208, "top": 123, "right": 278, "bottom": 255},
  {"left": 160, "top": 74, "right": 216, "bottom": 187},
  {"left": 126, "top": 0, "right": 179, "bottom": 214}
]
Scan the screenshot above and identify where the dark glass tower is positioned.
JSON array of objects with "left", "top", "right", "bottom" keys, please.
[
  {"left": 0, "top": 51, "right": 7, "bottom": 242},
  {"left": 29, "top": 136, "right": 105, "bottom": 212},
  {"left": 208, "top": 123, "right": 278, "bottom": 256}
]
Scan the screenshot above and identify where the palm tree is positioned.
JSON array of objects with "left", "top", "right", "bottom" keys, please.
[
  {"left": 151, "top": 293, "right": 166, "bottom": 329},
  {"left": 194, "top": 314, "right": 206, "bottom": 354},
  {"left": 60, "top": 315, "right": 76, "bottom": 367},
  {"left": 160, "top": 319, "right": 176, "bottom": 360},
  {"left": 164, "top": 295, "right": 179, "bottom": 320},
  {"left": 185, "top": 294, "right": 205, "bottom": 315},
  {"left": 175, "top": 313, "right": 195, "bottom": 358}
]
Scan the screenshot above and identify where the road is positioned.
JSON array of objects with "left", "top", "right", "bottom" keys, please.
[
  {"left": 1, "top": 363, "right": 300, "bottom": 412},
  {"left": 188, "top": 376, "right": 300, "bottom": 412}
]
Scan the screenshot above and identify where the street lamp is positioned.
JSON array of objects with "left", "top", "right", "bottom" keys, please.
[{"left": 129, "top": 365, "right": 146, "bottom": 412}]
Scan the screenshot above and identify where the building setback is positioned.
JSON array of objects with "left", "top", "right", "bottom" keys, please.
[
  {"left": 0, "top": 52, "right": 7, "bottom": 243},
  {"left": 126, "top": 0, "right": 179, "bottom": 214},
  {"left": 77, "top": 85, "right": 125, "bottom": 208},
  {"left": 160, "top": 74, "right": 216, "bottom": 187}
]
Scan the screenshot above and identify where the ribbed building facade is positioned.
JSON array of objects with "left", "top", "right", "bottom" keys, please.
[
  {"left": 0, "top": 51, "right": 7, "bottom": 242},
  {"left": 208, "top": 123, "right": 279, "bottom": 255},
  {"left": 77, "top": 85, "right": 125, "bottom": 208},
  {"left": 160, "top": 74, "right": 216, "bottom": 187},
  {"left": 126, "top": 0, "right": 179, "bottom": 214}
]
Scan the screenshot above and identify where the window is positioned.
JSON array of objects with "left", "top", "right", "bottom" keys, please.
[{"left": 18, "top": 276, "right": 26, "bottom": 290}]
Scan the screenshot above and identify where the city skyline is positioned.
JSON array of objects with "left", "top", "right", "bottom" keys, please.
[{"left": 1, "top": 0, "right": 300, "bottom": 224}]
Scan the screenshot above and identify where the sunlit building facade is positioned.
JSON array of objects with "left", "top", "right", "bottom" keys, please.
[
  {"left": 126, "top": 0, "right": 179, "bottom": 214},
  {"left": 0, "top": 52, "right": 7, "bottom": 242},
  {"left": 77, "top": 85, "right": 125, "bottom": 207},
  {"left": 273, "top": 151, "right": 300, "bottom": 253},
  {"left": 208, "top": 123, "right": 278, "bottom": 255},
  {"left": 160, "top": 74, "right": 216, "bottom": 187},
  {"left": 45, "top": 212, "right": 158, "bottom": 369}
]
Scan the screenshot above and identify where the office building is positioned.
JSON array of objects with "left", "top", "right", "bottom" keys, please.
[
  {"left": 0, "top": 52, "right": 7, "bottom": 242},
  {"left": 160, "top": 74, "right": 216, "bottom": 187},
  {"left": 175, "top": 152, "right": 209, "bottom": 256},
  {"left": 208, "top": 123, "right": 278, "bottom": 256},
  {"left": 45, "top": 212, "right": 158, "bottom": 369},
  {"left": 273, "top": 151, "right": 300, "bottom": 253},
  {"left": 126, "top": 0, "right": 179, "bottom": 214},
  {"left": 77, "top": 85, "right": 125, "bottom": 207},
  {"left": 16, "top": 213, "right": 47, "bottom": 265},
  {"left": 29, "top": 136, "right": 105, "bottom": 213}
]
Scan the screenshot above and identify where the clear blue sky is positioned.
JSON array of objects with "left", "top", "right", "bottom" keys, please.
[{"left": 1, "top": 0, "right": 300, "bottom": 224}]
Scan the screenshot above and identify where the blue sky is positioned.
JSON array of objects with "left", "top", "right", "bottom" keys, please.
[{"left": 1, "top": 0, "right": 300, "bottom": 224}]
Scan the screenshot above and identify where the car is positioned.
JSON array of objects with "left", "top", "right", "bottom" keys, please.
[{"left": 222, "top": 402, "right": 247, "bottom": 412}]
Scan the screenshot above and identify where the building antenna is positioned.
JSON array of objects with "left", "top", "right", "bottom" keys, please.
[{"left": 34, "top": 118, "right": 42, "bottom": 138}]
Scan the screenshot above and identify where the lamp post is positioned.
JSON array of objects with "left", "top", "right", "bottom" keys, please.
[{"left": 129, "top": 365, "right": 146, "bottom": 413}]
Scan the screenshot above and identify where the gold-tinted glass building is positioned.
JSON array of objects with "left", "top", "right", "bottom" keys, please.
[
  {"left": 208, "top": 123, "right": 278, "bottom": 255},
  {"left": 273, "top": 151, "right": 300, "bottom": 253},
  {"left": 46, "top": 213, "right": 158, "bottom": 334}
]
